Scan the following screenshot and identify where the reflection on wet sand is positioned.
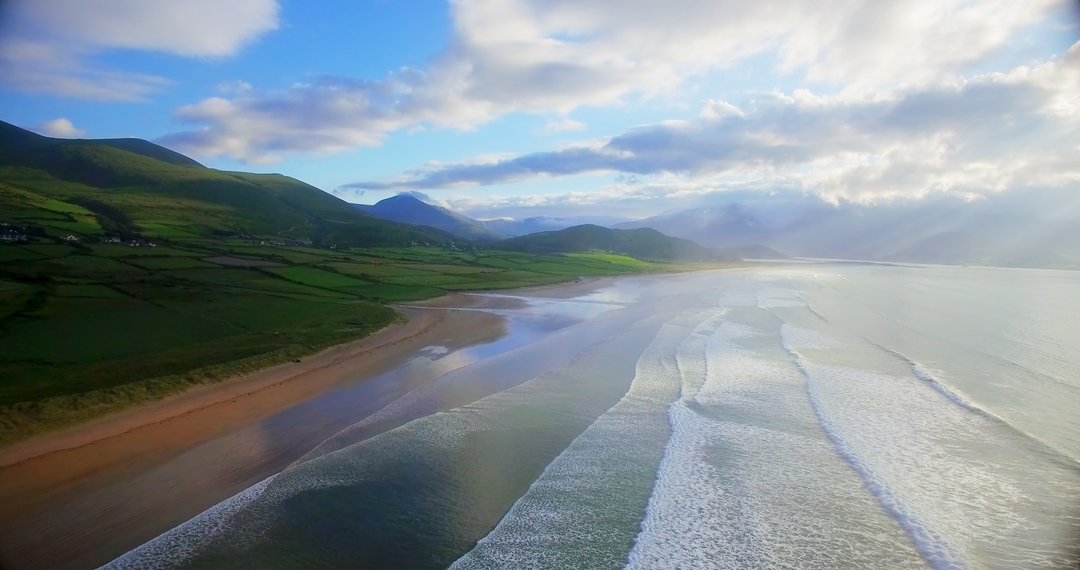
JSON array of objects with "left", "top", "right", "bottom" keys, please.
[{"left": 0, "top": 285, "right": 626, "bottom": 570}]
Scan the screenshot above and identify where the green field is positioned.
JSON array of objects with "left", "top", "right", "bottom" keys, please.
[{"left": 0, "top": 236, "right": 718, "bottom": 444}]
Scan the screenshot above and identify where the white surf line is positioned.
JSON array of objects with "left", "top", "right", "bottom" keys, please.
[
  {"left": 875, "top": 341, "right": 1080, "bottom": 469},
  {"left": 106, "top": 306, "right": 672, "bottom": 569},
  {"left": 623, "top": 311, "right": 830, "bottom": 569},
  {"left": 871, "top": 342, "right": 995, "bottom": 418},
  {"left": 103, "top": 306, "right": 651, "bottom": 568},
  {"left": 780, "top": 325, "right": 966, "bottom": 570},
  {"left": 625, "top": 315, "right": 756, "bottom": 570},
  {"left": 448, "top": 306, "right": 726, "bottom": 570},
  {"left": 101, "top": 476, "right": 276, "bottom": 570},
  {"left": 792, "top": 290, "right": 830, "bottom": 323}
]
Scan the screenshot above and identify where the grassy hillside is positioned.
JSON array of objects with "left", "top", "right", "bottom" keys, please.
[
  {"left": 496, "top": 224, "right": 739, "bottom": 261},
  {"left": 0, "top": 120, "right": 457, "bottom": 246},
  {"left": 0, "top": 122, "right": 741, "bottom": 444}
]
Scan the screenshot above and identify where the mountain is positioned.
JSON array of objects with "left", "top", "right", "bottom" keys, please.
[
  {"left": 495, "top": 224, "right": 783, "bottom": 262},
  {"left": 616, "top": 192, "right": 1080, "bottom": 269},
  {"left": 616, "top": 204, "right": 768, "bottom": 245},
  {"left": 481, "top": 215, "right": 629, "bottom": 236},
  {"left": 356, "top": 194, "right": 503, "bottom": 241},
  {"left": 0, "top": 121, "right": 457, "bottom": 247}
]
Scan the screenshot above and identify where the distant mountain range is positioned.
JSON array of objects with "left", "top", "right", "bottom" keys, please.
[
  {"left": 497, "top": 224, "right": 785, "bottom": 262},
  {"left": 615, "top": 193, "right": 1080, "bottom": 269},
  {"left": 0, "top": 121, "right": 781, "bottom": 264},
  {"left": 355, "top": 194, "right": 503, "bottom": 241},
  {"left": 355, "top": 195, "right": 631, "bottom": 239},
  {"left": 352, "top": 195, "right": 785, "bottom": 262},
  {"left": 481, "top": 215, "right": 629, "bottom": 236}
]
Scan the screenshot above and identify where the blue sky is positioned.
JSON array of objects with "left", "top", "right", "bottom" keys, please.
[{"left": 2, "top": 0, "right": 1078, "bottom": 221}]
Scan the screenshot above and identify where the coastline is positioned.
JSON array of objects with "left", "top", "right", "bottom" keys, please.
[
  {"left": 0, "top": 292, "right": 524, "bottom": 570},
  {"left": 0, "top": 273, "right": 660, "bottom": 470},
  {"left": 0, "top": 306, "right": 439, "bottom": 470},
  {"left": 0, "top": 275, "right": 623, "bottom": 570}
]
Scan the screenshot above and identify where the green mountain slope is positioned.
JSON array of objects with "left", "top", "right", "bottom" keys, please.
[
  {"left": 358, "top": 194, "right": 504, "bottom": 241},
  {"left": 0, "top": 120, "right": 457, "bottom": 246}
]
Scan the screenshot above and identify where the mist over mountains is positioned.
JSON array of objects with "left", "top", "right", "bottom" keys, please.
[
  {"left": 354, "top": 187, "right": 1080, "bottom": 269},
  {"left": 481, "top": 215, "right": 630, "bottom": 237},
  {"left": 357, "top": 193, "right": 630, "bottom": 239},
  {"left": 614, "top": 190, "right": 1080, "bottom": 269}
]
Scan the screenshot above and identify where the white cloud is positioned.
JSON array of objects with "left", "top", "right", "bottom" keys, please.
[
  {"left": 0, "top": 0, "right": 279, "bottom": 100},
  {"left": 700, "top": 100, "right": 744, "bottom": 121},
  {"left": 537, "top": 118, "right": 586, "bottom": 135},
  {"left": 397, "top": 191, "right": 454, "bottom": 210},
  {"left": 34, "top": 117, "right": 86, "bottom": 138},
  {"left": 346, "top": 43, "right": 1080, "bottom": 205},
  {"left": 159, "top": 0, "right": 1061, "bottom": 162}
]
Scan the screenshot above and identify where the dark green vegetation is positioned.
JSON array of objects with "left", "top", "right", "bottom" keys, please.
[
  {"left": 0, "top": 124, "right": 684, "bottom": 442},
  {"left": 358, "top": 194, "right": 504, "bottom": 241},
  {"left": 498, "top": 224, "right": 786, "bottom": 261},
  {"left": 0, "top": 239, "right": 668, "bottom": 443},
  {"left": 0, "top": 121, "right": 743, "bottom": 443}
]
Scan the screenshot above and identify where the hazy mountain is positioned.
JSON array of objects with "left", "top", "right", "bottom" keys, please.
[
  {"left": 481, "top": 215, "right": 630, "bottom": 236},
  {"left": 616, "top": 191, "right": 1080, "bottom": 269},
  {"left": 356, "top": 194, "right": 504, "bottom": 241},
  {"left": 616, "top": 204, "right": 769, "bottom": 246},
  {"left": 495, "top": 224, "right": 785, "bottom": 262}
]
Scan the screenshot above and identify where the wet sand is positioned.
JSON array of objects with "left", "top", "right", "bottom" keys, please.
[{"left": 0, "top": 293, "right": 530, "bottom": 570}]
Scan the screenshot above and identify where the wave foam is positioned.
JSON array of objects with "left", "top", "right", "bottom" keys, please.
[
  {"left": 779, "top": 324, "right": 1080, "bottom": 569},
  {"left": 102, "top": 476, "right": 275, "bottom": 570},
  {"left": 630, "top": 318, "right": 926, "bottom": 568},
  {"left": 450, "top": 308, "right": 725, "bottom": 569}
]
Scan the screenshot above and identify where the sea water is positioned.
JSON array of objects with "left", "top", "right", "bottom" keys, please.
[{"left": 105, "top": 264, "right": 1080, "bottom": 569}]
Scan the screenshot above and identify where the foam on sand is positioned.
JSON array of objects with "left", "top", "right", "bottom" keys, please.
[
  {"left": 628, "top": 313, "right": 924, "bottom": 569},
  {"left": 450, "top": 307, "right": 724, "bottom": 569}
]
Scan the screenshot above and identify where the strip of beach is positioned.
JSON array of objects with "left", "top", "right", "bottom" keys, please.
[{"left": 0, "top": 282, "right": 611, "bottom": 570}]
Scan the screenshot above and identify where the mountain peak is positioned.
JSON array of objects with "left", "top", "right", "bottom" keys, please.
[{"left": 358, "top": 194, "right": 503, "bottom": 241}]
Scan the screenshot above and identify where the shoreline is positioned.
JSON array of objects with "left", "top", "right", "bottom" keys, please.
[
  {"left": 0, "top": 306, "right": 442, "bottom": 469},
  {"left": 0, "top": 298, "right": 511, "bottom": 570},
  {"left": 0, "top": 279, "right": 615, "bottom": 570},
  {"left": 0, "top": 277, "right": 620, "bottom": 468}
]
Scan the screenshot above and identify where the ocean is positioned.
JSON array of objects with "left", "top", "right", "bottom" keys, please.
[{"left": 105, "top": 264, "right": 1080, "bottom": 569}]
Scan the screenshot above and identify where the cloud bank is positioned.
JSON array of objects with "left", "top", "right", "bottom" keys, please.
[
  {"left": 157, "top": 0, "right": 1061, "bottom": 163},
  {"left": 0, "top": 0, "right": 279, "bottom": 100},
  {"left": 343, "top": 43, "right": 1080, "bottom": 206}
]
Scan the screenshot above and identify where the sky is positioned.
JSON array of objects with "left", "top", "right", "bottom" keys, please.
[{"left": 1, "top": 0, "right": 1078, "bottom": 221}]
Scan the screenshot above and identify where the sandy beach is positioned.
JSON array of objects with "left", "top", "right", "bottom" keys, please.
[{"left": 0, "top": 293, "right": 527, "bottom": 570}]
